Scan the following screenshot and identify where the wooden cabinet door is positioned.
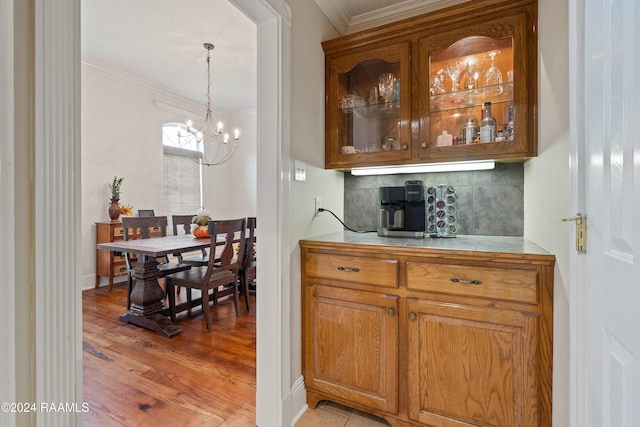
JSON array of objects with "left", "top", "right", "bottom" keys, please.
[
  {"left": 406, "top": 298, "right": 539, "bottom": 427},
  {"left": 417, "top": 11, "right": 536, "bottom": 162},
  {"left": 325, "top": 42, "right": 412, "bottom": 169},
  {"left": 303, "top": 284, "right": 399, "bottom": 414}
]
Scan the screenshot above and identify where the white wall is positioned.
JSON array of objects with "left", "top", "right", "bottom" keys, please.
[
  {"left": 81, "top": 60, "right": 257, "bottom": 289},
  {"left": 287, "top": 0, "right": 344, "bottom": 405},
  {"left": 524, "top": 0, "right": 571, "bottom": 425}
]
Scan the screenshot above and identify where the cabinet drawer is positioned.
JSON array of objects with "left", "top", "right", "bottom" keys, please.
[
  {"left": 407, "top": 262, "right": 537, "bottom": 304},
  {"left": 305, "top": 253, "right": 398, "bottom": 288},
  {"left": 113, "top": 226, "right": 135, "bottom": 241},
  {"left": 112, "top": 264, "right": 129, "bottom": 277}
]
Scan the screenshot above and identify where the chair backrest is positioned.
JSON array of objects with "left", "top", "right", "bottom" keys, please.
[
  {"left": 172, "top": 214, "right": 194, "bottom": 236},
  {"left": 206, "top": 218, "right": 246, "bottom": 275},
  {"left": 122, "top": 216, "right": 168, "bottom": 240},
  {"left": 138, "top": 209, "right": 155, "bottom": 217},
  {"left": 120, "top": 216, "right": 168, "bottom": 269},
  {"left": 243, "top": 217, "right": 257, "bottom": 269}
]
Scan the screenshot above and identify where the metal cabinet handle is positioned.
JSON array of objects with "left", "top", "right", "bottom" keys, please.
[
  {"left": 387, "top": 308, "right": 395, "bottom": 317},
  {"left": 450, "top": 277, "right": 482, "bottom": 285},
  {"left": 408, "top": 312, "right": 417, "bottom": 321},
  {"left": 337, "top": 266, "right": 360, "bottom": 273},
  {"left": 421, "top": 141, "right": 428, "bottom": 148},
  {"left": 401, "top": 144, "right": 409, "bottom": 150}
]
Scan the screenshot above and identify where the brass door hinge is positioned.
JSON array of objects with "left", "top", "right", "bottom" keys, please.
[{"left": 562, "top": 214, "right": 587, "bottom": 252}]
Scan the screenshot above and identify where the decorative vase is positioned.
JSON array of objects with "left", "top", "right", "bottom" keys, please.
[
  {"left": 192, "top": 225, "right": 210, "bottom": 238},
  {"left": 108, "top": 198, "right": 121, "bottom": 221}
]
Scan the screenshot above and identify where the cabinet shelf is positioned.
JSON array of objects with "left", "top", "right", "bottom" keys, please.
[
  {"left": 340, "top": 101, "right": 400, "bottom": 119},
  {"left": 430, "top": 83, "right": 513, "bottom": 113}
]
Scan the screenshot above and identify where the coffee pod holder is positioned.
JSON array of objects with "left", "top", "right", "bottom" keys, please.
[{"left": 426, "top": 185, "right": 458, "bottom": 238}]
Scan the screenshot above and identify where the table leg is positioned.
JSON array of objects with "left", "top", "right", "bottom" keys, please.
[{"left": 118, "top": 256, "right": 181, "bottom": 337}]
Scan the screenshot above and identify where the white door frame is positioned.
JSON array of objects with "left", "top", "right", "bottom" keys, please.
[
  {"left": 229, "top": 0, "right": 294, "bottom": 425},
  {"left": 1, "top": 0, "right": 294, "bottom": 426},
  {"left": 568, "top": 0, "right": 587, "bottom": 425}
]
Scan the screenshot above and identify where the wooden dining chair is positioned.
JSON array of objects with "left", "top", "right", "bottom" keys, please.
[
  {"left": 238, "top": 216, "right": 256, "bottom": 310},
  {"left": 121, "top": 216, "right": 191, "bottom": 310},
  {"left": 165, "top": 218, "right": 246, "bottom": 332},
  {"left": 171, "top": 214, "right": 209, "bottom": 266}
]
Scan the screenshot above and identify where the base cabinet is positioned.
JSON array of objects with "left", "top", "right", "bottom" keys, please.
[
  {"left": 304, "top": 285, "right": 399, "bottom": 414},
  {"left": 300, "top": 240, "right": 554, "bottom": 427},
  {"left": 406, "top": 299, "right": 536, "bottom": 427}
]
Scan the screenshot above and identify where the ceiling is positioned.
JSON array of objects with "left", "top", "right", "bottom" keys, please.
[{"left": 81, "top": 0, "right": 464, "bottom": 113}]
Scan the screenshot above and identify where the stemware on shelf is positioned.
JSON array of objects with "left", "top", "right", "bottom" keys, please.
[
  {"left": 446, "top": 61, "right": 464, "bottom": 92},
  {"left": 483, "top": 50, "right": 503, "bottom": 94},
  {"left": 378, "top": 73, "right": 396, "bottom": 103},
  {"left": 465, "top": 56, "right": 484, "bottom": 90}
]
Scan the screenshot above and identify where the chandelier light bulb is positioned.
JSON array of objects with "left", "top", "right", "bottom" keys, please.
[{"left": 234, "top": 128, "right": 240, "bottom": 140}]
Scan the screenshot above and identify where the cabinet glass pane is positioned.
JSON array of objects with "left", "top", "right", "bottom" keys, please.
[
  {"left": 430, "top": 36, "right": 513, "bottom": 146},
  {"left": 338, "top": 59, "right": 401, "bottom": 154}
]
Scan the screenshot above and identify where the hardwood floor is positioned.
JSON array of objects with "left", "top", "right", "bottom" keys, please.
[
  {"left": 83, "top": 282, "right": 389, "bottom": 427},
  {"left": 82, "top": 281, "right": 256, "bottom": 426}
]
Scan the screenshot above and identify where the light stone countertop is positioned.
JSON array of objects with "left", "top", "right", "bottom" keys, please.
[{"left": 300, "top": 231, "right": 553, "bottom": 257}]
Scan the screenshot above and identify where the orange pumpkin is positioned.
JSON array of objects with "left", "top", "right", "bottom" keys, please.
[{"left": 192, "top": 226, "right": 210, "bottom": 238}]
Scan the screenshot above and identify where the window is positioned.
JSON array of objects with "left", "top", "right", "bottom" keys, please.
[{"left": 163, "top": 123, "right": 203, "bottom": 217}]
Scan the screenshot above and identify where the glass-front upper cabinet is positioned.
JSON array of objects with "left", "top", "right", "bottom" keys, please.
[
  {"left": 325, "top": 42, "right": 412, "bottom": 169},
  {"left": 418, "top": 13, "right": 535, "bottom": 162}
]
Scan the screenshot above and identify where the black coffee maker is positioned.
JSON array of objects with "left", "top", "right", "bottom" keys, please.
[{"left": 378, "top": 180, "right": 426, "bottom": 238}]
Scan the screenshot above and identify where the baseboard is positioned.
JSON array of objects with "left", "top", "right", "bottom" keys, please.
[
  {"left": 82, "top": 274, "right": 126, "bottom": 291},
  {"left": 286, "top": 375, "right": 308, "bottom": 426}
]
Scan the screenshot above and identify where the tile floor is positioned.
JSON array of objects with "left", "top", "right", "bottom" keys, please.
[{"left": 294, "top": 401, "right": 390, "bottom": 427}]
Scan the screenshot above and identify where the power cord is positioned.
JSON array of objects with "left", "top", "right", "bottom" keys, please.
[{"left": 318, "top": 208, "right": 377, "bottom": 233}]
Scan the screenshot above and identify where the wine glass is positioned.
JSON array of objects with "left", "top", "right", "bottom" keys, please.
[
  {"left": 378, "top": 73, "right": 396, "bottom": 103},
  {"left": 430, "top": 74, "right": 444, "bottom": 95},
  {"left": 483, "top": 50, "right": 503, "bottom": 94},
  {"left": 446, "top": 61, "right": 464, "bottom": 92},
  {"left": 465, "top": 56, "right": 484, "bottom": 90}
]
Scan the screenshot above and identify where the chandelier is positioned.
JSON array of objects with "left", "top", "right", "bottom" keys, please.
[{"left": 179, "top": 43, "right": 239, "bottom": 166}]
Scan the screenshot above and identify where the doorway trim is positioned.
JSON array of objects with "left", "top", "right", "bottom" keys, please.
[
  {"left": 25, "top": 0, "right": 293, "bottom": 426},
  {"left": 229, "top": 0, "right": 294, "bottom": 425},
  {"left": 568, "top": 0, "right": 586, "bottom": 425}
]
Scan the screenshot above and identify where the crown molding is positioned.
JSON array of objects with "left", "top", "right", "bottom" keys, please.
[
  {"left": 348, "top": 0, "right": 469, "bottom": 33},
  {"left": 315, "top": 0, "right": 470, "bottom": 35},
  {"left": 313, "top": 0, "right": 351, "bottom": 34}
]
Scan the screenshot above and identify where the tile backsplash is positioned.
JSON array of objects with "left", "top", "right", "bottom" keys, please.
[{"left": 343, "top": 163, "right": 524, "bottom": 236}]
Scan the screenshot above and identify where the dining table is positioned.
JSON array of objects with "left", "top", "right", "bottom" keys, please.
[{"left": 96, "top": 233, "right": 219, "bottom": 337}]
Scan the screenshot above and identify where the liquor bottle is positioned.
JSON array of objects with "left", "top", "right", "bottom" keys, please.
[
  {"left": 506, "top": 102, "right": 515, "bottom": 140},
  {"left": 479, "top": 102, "right": 496, "bottom": 143}
]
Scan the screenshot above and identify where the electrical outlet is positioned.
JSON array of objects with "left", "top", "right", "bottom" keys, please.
[{"left": 314, "top": 196, "right": 321, "bottom": 217}]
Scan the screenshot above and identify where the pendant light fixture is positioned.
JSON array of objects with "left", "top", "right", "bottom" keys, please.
[{"left": 180, "top": 43, "right": 240, "bottom": 166}]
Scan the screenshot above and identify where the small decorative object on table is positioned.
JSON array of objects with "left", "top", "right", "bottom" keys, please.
[
  {"left": 191, "top": 208, "right": 212, "bottom": 238},
  {"left": 107, "top": 176, "right": 124, "bottom": 221}
]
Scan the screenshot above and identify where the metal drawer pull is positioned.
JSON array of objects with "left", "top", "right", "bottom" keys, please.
[
  {"left": 450, "top": 277, "right": 482, "bottom": 285},
  {"left": 337, "top": 266, "right": 360, "bottom": 273},
  {"left": 387, "top": 308, "right": 395, "bottom": 317},
  {"left": 408, "top": 312, "right": 417, "bottom": 321}
]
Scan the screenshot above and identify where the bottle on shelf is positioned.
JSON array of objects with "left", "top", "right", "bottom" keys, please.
[
  {"left": 479, "top": 102, "right": 496, "bottom": 143},
  {"left": 462, "top": 116, "right": 479, "bottom": 145},
  {"left": 436, "top": 130, "right": 453, "bottom": 147},
  {"left": 506, "top": 102, "right": 515, "bottom": 140}
]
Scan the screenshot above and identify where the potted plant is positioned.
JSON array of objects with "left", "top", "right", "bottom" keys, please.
[{"left": 107, "top": 176, "right": 124, "bottom": 221}]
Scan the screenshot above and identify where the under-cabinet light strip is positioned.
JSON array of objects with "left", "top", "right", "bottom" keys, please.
[{"left": 350, "top": 160, "right": 496, "bottom": 176}]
